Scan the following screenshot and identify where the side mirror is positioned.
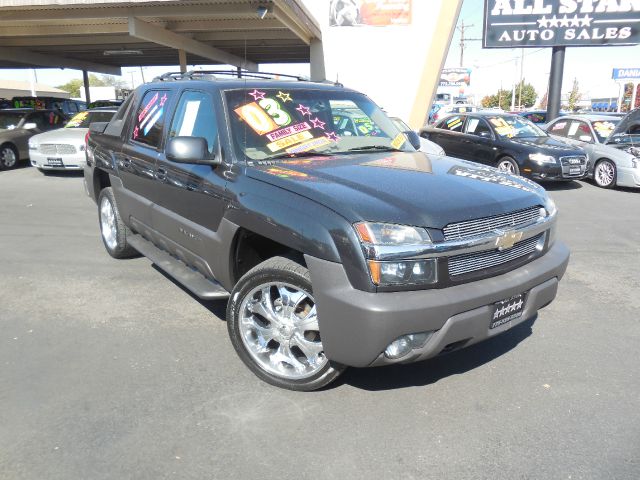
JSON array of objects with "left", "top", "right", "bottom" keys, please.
[
  {"left": 23, "top": 122, "right": 38, "bottom": 130},
  {"left": 403, "top": 130, "right": 421, "bottom": 150},
  {"left": 578, "top": 135, "right": 592, "bottom": 142},
  {"left": 166, "top": 136, "right": 220, "bottom": 165}
]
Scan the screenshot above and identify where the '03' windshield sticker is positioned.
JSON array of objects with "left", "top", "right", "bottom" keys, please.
[
  {"left": 235, "top": 101, "right": 279, "bottom": 135},
  {"left": 258, "top": 98, "right": 291, "bottom": 127},
  {"left": 266, "top": 131, "right": 314, "bottom": 152},
  {"left": 265, "top": 121, "right": 312, "bottom": 141}
]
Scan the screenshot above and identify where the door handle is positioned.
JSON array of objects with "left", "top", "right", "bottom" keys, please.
[{"left": 156, "top": 167, "right": 167, "bottom": 181}]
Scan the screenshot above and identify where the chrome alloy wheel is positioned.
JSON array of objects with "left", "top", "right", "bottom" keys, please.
[
  {"left": 239, "top": 282, "right": 327, "bottom": 380},
  {"left": 497, "top": 159, "right": 516, "bottom": 174},
  {"left": 100, "top": 196, "right": 118, "bottom": 250},
  {"left": 595, "top": 160, "right": 615, "bottom": 187},
  {"left": 0, "top": 146, "right": 16, "bottom": 168}
]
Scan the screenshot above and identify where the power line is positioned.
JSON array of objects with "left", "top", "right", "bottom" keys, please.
[{"left": 456, "top": 20, "right": 481, "bottom": 67}]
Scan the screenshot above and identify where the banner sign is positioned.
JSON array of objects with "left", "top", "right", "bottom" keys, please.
[
  {"left": 439, "top": 68, "right": 471, "bottom": 87},
  {"left": 612, "top": 68, "right": 640, "bottom": 81},
  {"left": 483, "top": 0, "right": 640, "bottom": 48},
  {"left": 329, "top": 0, "right": 411, "bottom": 27}
]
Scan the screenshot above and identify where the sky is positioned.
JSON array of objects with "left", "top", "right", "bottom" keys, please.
[{"left": 0, "top": 0, "right": 638, "bottom": 104}]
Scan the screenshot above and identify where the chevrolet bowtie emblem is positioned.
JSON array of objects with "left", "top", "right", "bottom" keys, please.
[{"left": 494, "top": 229, "right": 523, "bottom": 250}]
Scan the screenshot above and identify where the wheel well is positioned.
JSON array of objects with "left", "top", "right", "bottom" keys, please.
[
  {"left": 93, "top": 169, "right": 111, "bottom": 200},
  {"left": 232, "top": 229, "right": 304, "bottom": 282},
  {"left": 0, "top": 142, "right": 17, "bottom": 155}
]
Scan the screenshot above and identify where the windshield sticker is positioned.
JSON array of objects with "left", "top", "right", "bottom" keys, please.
[
  {"left": 310, "top": 117, "right": 326, "bottom": 130},
  {"left": 258, "top": 98, "right": 291, "bottom": 127},
  {"left": 276, "top": 91, "right": 292, "bottom": 103},
  {"left": 490, "top": 118, "right": 516, "bottom": 137},
  {"left": 138, "top": 92, "right": 158, "bottom": 122},
  {"left": 265, "top": 121, "right": 312, "bottom": 141},
  {"left": 390, "top": 132, "right": 406, "bottom": 149},
  {"left": 325, "top": 131, "right": 339, "bottom": 141},
  {"left": 266, "top": 131, "right": 314, "bottom": 152},
  {"left": 248, "top": 89, "right": 266, "bottom": 101},
  {"left": 551, "top": 121, "right": 566, "bottom": 131},
  {"left": 295, "top": 104, "right": 312, "bottom": 117},
  {"left": 65, "top": 111, "right": 88, "bottom": 128},
  {"left": 235, "top": 101, "right": 279, "bottom": 135},
  {"left": 285, "top": 136, "right": 333, "bottom": 154},
  {"left": 447, "top": 116, "right": 462, "bottom": 130},
  {"left": 568, "top": 122, "right": 580, "bottom": 136},
  {"left": 593, "top": 121, "right": 616, "bottom": 137}
]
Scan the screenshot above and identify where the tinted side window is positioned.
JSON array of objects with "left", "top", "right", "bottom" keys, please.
[
  {"left": 465, "top": 117, "right": 492, "bottom": 136},
  {"left": 168, "top": 90, "right": 218, "bottom": 153},
  {"left": 523, "top": 112, "right": 545, "bottom": 124},
  {"left": 104, "top": 94, "right": 134, "bottom": 137},
  {"left": 548, "top": 120, "right": 570, "bottom": 137},
  {"left": 27, "top": 111, "right": 62, "bottom": 130},
  {"left": 438, "top": 115, "right": 465, "bottom": 132},
  {"left": 566, "top": 120, "right": 593, "bottom": 141},
  {"left": 131, "top": 90, "right": 172, "bottom": 148}
]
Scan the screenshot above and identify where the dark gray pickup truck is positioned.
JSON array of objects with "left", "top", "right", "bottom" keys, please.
[{"left": 84, "top": 71, "right": 569, "bottom": 391}]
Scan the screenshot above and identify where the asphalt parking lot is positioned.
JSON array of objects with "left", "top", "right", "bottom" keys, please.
[{"left": 1, "top": 165, "right": 639, "bottom": 480}]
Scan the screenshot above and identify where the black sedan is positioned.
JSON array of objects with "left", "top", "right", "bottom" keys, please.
[{"left": 420, "top": 113, "right": 588, "bottom": 181}]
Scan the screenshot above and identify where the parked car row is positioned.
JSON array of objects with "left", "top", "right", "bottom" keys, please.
[{"left": 420, "top": 109, "right": 640, "bottom": 190}]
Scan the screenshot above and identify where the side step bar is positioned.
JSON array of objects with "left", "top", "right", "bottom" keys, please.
[{"left": 128, "top": 234, "right": 229, "bottom": 300}]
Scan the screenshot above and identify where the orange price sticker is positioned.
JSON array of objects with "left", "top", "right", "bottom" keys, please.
[{"left": 235, "top": 102, "right": 278, "bottom": 135}]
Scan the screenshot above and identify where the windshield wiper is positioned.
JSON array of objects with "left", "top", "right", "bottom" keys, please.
[
  {"left": 347, "top": 145, "right": 404, "bottom": 152},
  {"left": 266, "top": 150, "right": 335, "bottom": 161}
]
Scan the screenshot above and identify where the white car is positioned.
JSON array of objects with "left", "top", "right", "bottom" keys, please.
[
  {"left": 544, "top": 111, "right": 640, "bottom": 189},
  {"left": 29, "top": 108, "right": 116, "bottom": 173}
]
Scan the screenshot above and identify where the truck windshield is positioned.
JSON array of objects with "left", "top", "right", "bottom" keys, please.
[{"left": 225, "top": 88, "right": 415, "bottom": 160}]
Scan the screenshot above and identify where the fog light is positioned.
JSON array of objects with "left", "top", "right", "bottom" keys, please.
[
  {"left": 384, "top": 331, "right": 434, "bottom": 359},
  {"left": 384, "top": 336, "right": 412, "bottom": 359}
]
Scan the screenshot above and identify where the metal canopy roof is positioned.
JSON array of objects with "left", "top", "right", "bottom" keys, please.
[{"left": 0, "top": 0, "right": 321, "bottom": 75}]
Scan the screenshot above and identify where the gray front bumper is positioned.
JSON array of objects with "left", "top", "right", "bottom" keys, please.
[{"left": 306, "top": 241, "right": 569, "bottom": 368}]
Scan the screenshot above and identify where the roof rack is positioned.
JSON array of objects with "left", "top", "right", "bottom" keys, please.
[{"left": 151, "top": 69, "right": 342, "bottom": 86}]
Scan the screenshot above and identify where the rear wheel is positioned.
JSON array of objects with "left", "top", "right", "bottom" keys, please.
[
  {"left": 97, "top": 187, "right": 139, "bottom": 259},
  {"left": 497, "top": 156, "right": 520, "bottom": 176},
  {"left": 226, "top": 256, "right": 344, "bottom": 391},
  {"left": 594, "top": 159, "right": 616, "bottom": 189},
  {"left": 0, "top": 144, "right": 18, "bottom": 170}
]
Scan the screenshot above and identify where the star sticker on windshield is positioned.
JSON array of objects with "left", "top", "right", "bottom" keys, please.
[
  {"left": 296, "top": 104, "right": 311, "bottom": 117},
  {"left": 325, "top": 131, "right": 338, "bottom": 141},
  {"left": 133, "top": 126, "right": 139, "bottom": 139},
  {"left": 276, "top": 91, "right": 292, "bottom": 103},
  {"left": 248, "top": 89, "right": 266, "bottom": 101},
  {"left": 159, "top": 93, "right": 168, "bottom": 107},
  {"left": 311, "top": 117, "right": 326, "bottom": 130}
]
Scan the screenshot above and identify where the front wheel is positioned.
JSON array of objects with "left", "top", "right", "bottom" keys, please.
[
  {"left": 0, "top": 144, "right": 18, "bottom": 170},
  {"left": 594, "top": 159, "right": 616, "bottom": 188},
  {"left": 497, "top": 156, "right": 520, "bottom": 176},
  {"left": 226, "top": 256, "right": 344, "bottom": 391}
]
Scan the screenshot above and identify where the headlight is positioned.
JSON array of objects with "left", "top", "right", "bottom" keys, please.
[
  {"left": 29, "top": 143, "right": 37, "bottom": 151},
  {"left": 529, "top": 153, "right": 556, "bottom": 164},
  {"left": 355, "top": 222, "right": 431, "bottom": 245},
  {"left": 632, "top": 158, "right": 639, "bottom": 168},
  {"left": 544, "top": 196, "right": 557, "bottom": 217},
  {"left": 354, "top": 222, "right": 437, "bottom": 286}
]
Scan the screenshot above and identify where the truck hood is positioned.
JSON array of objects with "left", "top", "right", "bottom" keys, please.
[
  {"left": 31, "top": 127, "right": 86, "bottom": 144},
  {"left": 246, "top": 152, "right": 548, "bottom": 228}
]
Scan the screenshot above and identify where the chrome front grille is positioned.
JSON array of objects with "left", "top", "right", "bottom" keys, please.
[
  {"left": 443, "top": 206, "right": 543, "bottom": 241},
  {"left": 448, "top": 233, "right": 544, "bottom": 276},
  {"left": 39, "top": 144, "right": 76, "bottom": 155}
]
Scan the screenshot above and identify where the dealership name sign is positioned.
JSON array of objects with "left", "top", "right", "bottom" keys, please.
[
  {"left": 612, "top": 67, "right": 640, "bottom": 80},
  {"left": 483, "top": 0, "right": 640, "bottom": 47}
]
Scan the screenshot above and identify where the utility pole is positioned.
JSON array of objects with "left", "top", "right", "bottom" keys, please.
[
  {"left": 456, "top": 20, "right": 481, "bottom": 68},
  {"left": 518, "top": 48, "right": 524, "bottom": 109}
]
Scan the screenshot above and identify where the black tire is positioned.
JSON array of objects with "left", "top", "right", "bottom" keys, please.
[
  {"left": 0, "top": 143, "right": 18, "bottom": 170},
  {"left": 593, "top": 159, "right": 616, "bottom": 189},
  {"left": 226, "top": 256, "right": 345, "bottom": 391},
  {"left": 97, "top": 187, "right": 139, "bottom": 259},
  {"left": 496, "top": 156, "right": 520, "bottom": 176}
]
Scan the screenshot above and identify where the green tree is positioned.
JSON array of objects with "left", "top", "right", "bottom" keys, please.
[
  {"left": 481, "top": 88, "right": 512, "bottom": 110},
  {"left": 567, "top": 77, "right": 582, "bottom": 111},
  {"left": 57, "top": 73, "right": 127, "bottom": 97},
  {"left": 515, "top": 79, "right": 537, "bottom": 108}
]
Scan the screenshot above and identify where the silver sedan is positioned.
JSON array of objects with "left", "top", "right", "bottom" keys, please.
[{"left": 544, "top": 112, "right": 640, "bottom": 189}]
